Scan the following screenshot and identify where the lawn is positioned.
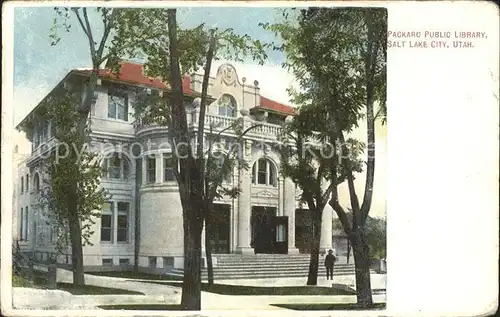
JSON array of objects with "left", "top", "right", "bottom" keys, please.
[
  {"left": 98, "top": 304, "right": 183, "bottom": 310},
  {"left": 141, "top": 281, "right": 356, "bottom": 296},
  {"left": 13, "top": 275, "right": 144, "bottom": 295},
  {"left": 272, "top": 303, "right": 386, "bottom": 310},
  {"left": 87, "top": 271, "right": 182, "bottom": 281},
  {"left": 51, "top": 282, "right": 144, "bottom": 295}
]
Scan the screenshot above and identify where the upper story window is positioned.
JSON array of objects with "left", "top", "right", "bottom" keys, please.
[
  {"left": 33, "top": 173, "right": 40, "bottom": 194},
  {"left": 50, "top": 120, "right": 56, "bottom": 138},
  {"left": 146, "top": 156, "right": 156, "bottom": 184},
  {"left": 26, "top": 174, "right": 29, "bottom": 191},
  {"left": 21, "top": 176, "right": 24, "bottom": 193},
  {"left": 102, "top": 153, "right": 130, "bottom": 180},
  {"left": 252, "top": 158, "right": 277, "bottom": 187},
  {"left": 211, "top": 152, "right": 233, "bottom": 184},
  {"left": 163, "top": 155, "right": 176, "bottom": 182},
  {"left": 108, "top": 91, "right": 129, "bottom": 121},
  {"left": 218, "top": 94, "right": 237, "bottom": 117}
]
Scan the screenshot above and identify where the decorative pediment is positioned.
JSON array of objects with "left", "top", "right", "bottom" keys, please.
[
  {"left": 253, "top": 189, "right": 278, "bottom": 198},
  {"left": 217, "top": 64, "right": 239, "bottom": 87}
]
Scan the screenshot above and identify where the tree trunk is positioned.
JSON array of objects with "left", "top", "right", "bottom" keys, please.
[
  {"left": 351, "top": 231, "right": 373, "bottom": 307},
  {"left": 205, "top": 217, "right": 214, "bottom": 285},
  {"left": 180, "top": 203, "right": 203, "bottom": 310},
  {"left": 347, "top": 239, "right": 351, "bottom": 264},
  {"left": 67, "top": 208, "right": 85, "bottom": 286},
  {"left": 306, "top": 209, "right": 322, "bottom": 285}
]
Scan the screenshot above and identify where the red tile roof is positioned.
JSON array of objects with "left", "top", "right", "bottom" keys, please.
[
  {"left": 74, "top": 61, "right": 295, "bottom": 115},
  {"left": 256, "top": 96, "right": 295, "bottom": 116},
  {"left": 74, "top": 61, "right": 193, "bottom": 94}
]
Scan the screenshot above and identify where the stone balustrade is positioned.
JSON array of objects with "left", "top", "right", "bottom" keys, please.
[{"left": 135, "top": 114, "right": 284, "bottom": 140}]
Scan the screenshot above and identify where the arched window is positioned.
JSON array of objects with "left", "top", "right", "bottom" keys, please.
[
  {"left": 102, "top": 153, "right": 130, "bottom": 180},
  {"left": 252, "top": 158, "right": 277, "bottom": 187},
  {"left": 33, "top": 173, "right": 40, "bottom": 194},
  {"left": 217, "top": 94, "right": 237, "bottom": 117}
]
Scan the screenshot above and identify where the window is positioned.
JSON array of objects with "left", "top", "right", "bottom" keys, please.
[
  {"left": 20, "top": 208, "right": 24, "bottom": 240},
  {"left": 252, "top": 158, "right": 277, "bottom": 186},
  {"left": 50, "top": 226, "right": 57, "bottom": 244},
  {"left": 212, "top": 153, "right": 232, "bottom": 184},
  {"left": 148, "top": 257, "right": 157, "bottom": 268},
  {"left": 117, "top": 202, "right": 129, "bottom": 242},
  {"left": 26, "top": 174, "right": 29, "bottom": 192},
  {"left": 102, "top": 258, "right": 113, "bottom": 266},
  {"left": 42, "top": 122, "right": 48, "bottom": 143},
  {"left": 108, "top": 92, "right": 129, "bottom": 121},
  {"left": 24, "top": 206, "right": 29, "bottom": 241},
  {"left": 217, "top": 94, "right": 237, "bottom": 117},
  {"left": 164, "top": 155, "right": 176, "bottom": 181},
  {"left": 100, "top": 202, "right": 113, "bottom": 242},
  {"left": 147, "top": 156, "right": 156, "bottom": 183},
  {"left": 21, "top": 177, "right": 24, "bottom": 193},
  {"left": 50, "top": 120, "right": 56, "bottom": 138},
  {"left": 163, "top": 257, "right": 174, "bottom": 268},
  {"left": 276, "top": 223, "right": 286, "bottom": 242},
  {"left": 33, "top": 174, "right": 40, "bottom": 194},
  {"left": 102, "top": 153, "right": 129, "bottom": 180},
  {"left": 119, "top": 258, "right": 130, "bottom": 266}
]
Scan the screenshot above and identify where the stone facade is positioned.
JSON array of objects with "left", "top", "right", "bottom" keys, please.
[{"left": 14, "top": 62, "right": 336, "bottom": 271}]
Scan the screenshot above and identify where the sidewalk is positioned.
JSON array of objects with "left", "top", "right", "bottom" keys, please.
[{"left": 13, "top": 269, "right": 386, "bottom": 310}]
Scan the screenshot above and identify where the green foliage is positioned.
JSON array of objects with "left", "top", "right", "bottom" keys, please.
[
  {"left": 333, "top": 212, "right": 386, "bottom": 260},
  {"left": 266, "top": 7, "right": 386, "bottom": 219},
  {"left": 111, "top": 9, "right": 270, "bottom": 80},
  {"left": 38, "top": 91, "right": 110, "bottom": 254}
]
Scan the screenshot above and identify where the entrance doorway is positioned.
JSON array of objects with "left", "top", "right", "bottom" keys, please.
[
  {"left": 251, "top": 206, "right": 288, "bottom": 254},
  {"left": 207, "top": 204, "right": 230, "bottom": 254},
  {"left": 295, "top": 209, "right": 314, "bottom": 253}
]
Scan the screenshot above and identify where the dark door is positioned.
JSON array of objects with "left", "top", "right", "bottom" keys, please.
[
  {"left": 208, "top": 204, "right": 230, "bottom": 254},
  {"left": 274, "top": 216, "right": 288, "bottom": 254},
  {"left": 251, "top": 206, "right": 277, "bottom": 254}
]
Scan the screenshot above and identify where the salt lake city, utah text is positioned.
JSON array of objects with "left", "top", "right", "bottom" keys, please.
[{"left": 388, "top": 30, "right": 487, "bottom": 48}]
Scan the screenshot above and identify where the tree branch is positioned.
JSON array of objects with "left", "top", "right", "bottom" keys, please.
[
  {"left": 81, "top": 8, "right": 96, "bottom": 60},
  {"left": 72, "top": 8, "right": 90, "bottom": 39}
]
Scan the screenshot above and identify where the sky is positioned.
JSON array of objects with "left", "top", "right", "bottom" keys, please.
[{"left": 13, "top": 6, "right": 295, "bottom": 125}]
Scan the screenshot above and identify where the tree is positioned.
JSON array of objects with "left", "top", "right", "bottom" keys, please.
[
  {"left": 333, "top": 212, "right": 386, "bottom": 262},
  {"left": 277, "top": 106, "right": 363, "bottom": 285},
  {"left": 47, "top": 7, "right": 130, "bottom": 285},
  {"left": 36, "top": 91, "right": 110, "bottom": 269},
  {"left": 114, "top": 8, "right": 268, "bottom": 309},
  {"left": 264, "top": 7, "right": 386, "bottom": 307}
]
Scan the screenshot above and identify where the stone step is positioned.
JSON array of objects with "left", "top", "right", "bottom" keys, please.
[
  {"left": 217, "top": 259, "right": 354, "bottom": 266},
  {"left": 170, "top": 269, "right": 357, "bottom": 280},
  {"left": 201, "top": 267, "right": 355, "bottom": 274}
]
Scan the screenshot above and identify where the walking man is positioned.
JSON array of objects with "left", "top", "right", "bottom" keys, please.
[{"left": 324, "top": 249, "right": 336, "bottom": 280}]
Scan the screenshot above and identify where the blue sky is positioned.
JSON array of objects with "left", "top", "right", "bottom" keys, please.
[{"left": 13, "top": 7, "right": 294, "bottom": 125}]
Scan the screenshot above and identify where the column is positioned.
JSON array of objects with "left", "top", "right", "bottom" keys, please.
[
  {"left": 236, "top": 161, "right": 253, "bottom": 254},
  {"left": 319, "top": 204, "right": 333, "bottom": 252},
  {"left": 201, "top": 221, "right": 206, "bottom": 254},
  {"left": 142, "top": 157, "right": 147, "bottom": 185},
  {"left": 278, "top": 178, "right": 284, "bottom": 216},
  {"left": 113, "top": 201, "right": 118, "bottom": 244},
  {"left": 155, "top": 154, "right": 162, "bottom": 184},
  {"left": 284, "top": 178, "right": 300, "bottom": 254}
]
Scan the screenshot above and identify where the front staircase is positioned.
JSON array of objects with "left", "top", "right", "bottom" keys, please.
[{"left": 170, "top": 254, "right": 360, "bottom": 280}]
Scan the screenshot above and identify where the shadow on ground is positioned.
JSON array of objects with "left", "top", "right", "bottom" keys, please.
[
  {"left": 272, "top": 303, "right": 386, "bottom": 310},
  {"left": 137, "top": 281, "right": 356, "bottom": 296}
]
